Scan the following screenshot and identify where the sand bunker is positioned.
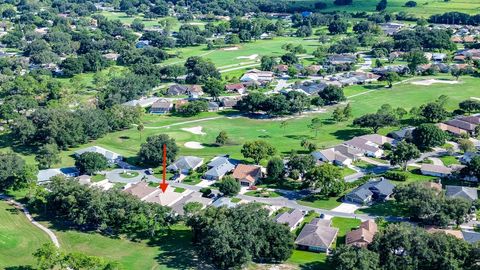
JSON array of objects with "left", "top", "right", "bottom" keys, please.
[
  {"left": 411, "top": 79, "right": 459, "bottom": 86},
  {"left": 223, "top": 47, "right": 239, "bottom": 51},
  {"left": 184, "top": 141, "right": 204, "bottom": 149},
  {"left": 181, "top": 126, "right": 206, "bottom": 135},
  {"left": 236, "top": 54, "right": 258, "bottom": 60},
  {"left": 471, "top": 97, "right": 480, "bottom": 101}
]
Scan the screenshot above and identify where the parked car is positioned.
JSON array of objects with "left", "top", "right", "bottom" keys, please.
[
  {"left": 145, "top": 168, "right": 154, "bottom": 175},
  {"left": 248, "top": 186, "right": 258, "bottom": 190}
]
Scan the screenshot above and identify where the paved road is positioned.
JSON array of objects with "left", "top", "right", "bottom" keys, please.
[{"left": 1, "top": 194, "right": 60, "bottom": 248}]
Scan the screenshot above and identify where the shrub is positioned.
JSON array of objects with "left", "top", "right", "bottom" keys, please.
[
  {"left": 200, "top": 187, "right": 212, "bottom": 196},
  {"left": 405, "top": 1, "right": 417, "bottom": 7},
  {"left": 384, "top": 171, "right": 408, "bottom": 181}
]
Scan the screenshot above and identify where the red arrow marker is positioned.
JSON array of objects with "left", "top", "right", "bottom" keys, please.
[{"left": 160, "top": 143, "right": 169, "bottom": 192}]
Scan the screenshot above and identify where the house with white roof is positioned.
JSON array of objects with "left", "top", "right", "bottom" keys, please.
[{"left": 74, "top": 146, "right": 123, "bottom": 164}]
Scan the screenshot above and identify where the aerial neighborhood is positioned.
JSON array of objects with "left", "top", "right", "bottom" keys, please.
[{"left": 2, "top": 0, "right": 480, "bottom": 269}]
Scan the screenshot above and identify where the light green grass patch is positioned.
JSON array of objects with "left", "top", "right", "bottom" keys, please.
[{"left": 0, "top": 201, "right": 50, "bottom": 269}]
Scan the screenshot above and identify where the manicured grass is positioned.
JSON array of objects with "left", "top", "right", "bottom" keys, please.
[
  {"left": 293, "top": 0, "right": 480, "bottom": 16},
  {"left": 182, "top": 173, "right": 203, "bottom": 185},
  {"left": 231, "top": 197, "right": 242, "bottom": 203},
  {"left": 42, "top": 222, "right": 197, "bottom": 269},
  {"left": 119, "top": 171, "right": 140, "bottom": 178},
  {"left": 332, "top": 217, "right": 361, "bottom": 248},
  {"left": 244, "top": 189, "right": 282, "bottom": 198},
  {"left": 439, "top": 155, "right": 460, "bottom": 166},
  {"left": 174, "top": 187, "right": 186, "bottom": 193},
  {"left": 298, "top": 195, "right": 342, "bottom": 210},
  {"left": 0, "top": 201, "right": 50, "bottom": 269},
  {"left": 356, "top": 200, "right": 407, "bottom": 217},
  {"left": 91, "top": 174, "right": 106, "bottom": 182},
  {"left": 391, "top": 167, "right": 438, "bottom": 184},
  {"left": 341, "top": 166, "right": 357, "bottom": 177}
]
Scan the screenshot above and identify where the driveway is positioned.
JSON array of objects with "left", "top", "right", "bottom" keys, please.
[
  {"left": 331, "top": 203, "right": 361, "bottom": 214},
  {"left": 429, "top": 157, "right": 444, "bottom": 166}
]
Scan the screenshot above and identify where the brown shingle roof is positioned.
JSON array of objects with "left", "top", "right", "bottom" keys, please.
[{"left": 232, "top": 164, "right": 262, "bottom": 183}]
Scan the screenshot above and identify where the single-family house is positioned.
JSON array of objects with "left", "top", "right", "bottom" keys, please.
[
  {"left": 208, "top": 102, "right": 220, "bottom": 112},
  {"left": 462, "top": 231, "right": 480, "bottom": 244},
  {"left": 211, "top": 197, "right": 238, "bottom": 208},
  {"left": 225, "top": 83, "right": 247, "bottom": 94},
  {"left": 37, "top": 167, "right": 79, "bottom": 183},
  {"left": 344, "top": 178, "right": 394, "bottom": 204},
  {"left": 436, "top": 123, "right": 468, "bottom": 136},
  {"left": 343, "top": 134, "right": 393, "bottom": 158},
  {"left": 204, "top": 156, "right": 238, "bottom": 180},
  {"left": 167, "top": 156, "right": 204, "bottom": 175},
  {"left": 461, "top": 152, "right": 478, "bottom": 164},
  {"left": 446, "top": 119, "right": 477, "bottom": 134},
  {"left": 187, "top": 85, "right": 204, "bottom": 98},
  {"left": 124, "top": 181, "right": 158, "bottom": 200},
  {"left": 167, "top": 84, "right": 189, "bottom": 96},
  {"left": 293, "top": 82, "right": 327, "bottom": 96},
  {"left": 459, "top": 115, "right": 480, "bottom": 125},
  {"left": 346, "top": 220, "right": 378, "bottom": 247},
  {"left": 275, "top": 64, "right": 289, "bottom": 74},
  {"left": 150, "top": 99, "right": 172, "bottom": 114},
  {"left": 420, "top": 164, "right": 453, "bottom": 178},
  {"left": 122, "top": 97, "right": 159, "bottom": 108},
  {"left": 74, "top": 146, "right": 122, "bottom": 164},
  {"left": 327, "top": 54, "right": 356, "bottom": 65},
  {"left": 232, "top": 164, "right": 262, "bottom": 187},
  {"left": 221, "top": 97, "right": 241, "bottom": 109},
  {"left": 240, "top": 69, "right": 274, "bottom": 84},
  {"left": 445, "top": 185, "right": 478, "bottom": 201},
  {"left": 312, "top": 148, "right": 352, "bottom": 166},
  {"left": 426, "top": 227, "right": 464, "bottom": 239},
  {"left": 432, "top": 53, "right": 447, "bottom": 62},
  {"left": 295, "top": 218, "right": 339, "bottom": 253},
  {"left": 333, "top": 145, "right": 363, "bottom": 161},
  {"left": 379, "top": 23, "right": 404, "bottom": 35},
  {"left": 170, "top": 192, "right": 212, "bottom": 215},
  {"left": 388, "top": 127, "right": 415, "bottom": 140},
  {"left": 274, "top": 209, "right": 305, "bottom": 231}
]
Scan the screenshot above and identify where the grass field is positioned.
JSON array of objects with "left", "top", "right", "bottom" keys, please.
[
  {"left": 42, "top": 222, "right": 197, "bottom": 269},
  {"left": 0, "top": 201, "right": 50, "bottom": 269},
  {"left": 293, "top": 0, "right": 480, "bottom": 16}
]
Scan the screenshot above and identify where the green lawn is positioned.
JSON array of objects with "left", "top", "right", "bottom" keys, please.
[
  {"left": 231, "top": 197, "right": 242, "bottom": 203},
  {"left": 0, "top": 201, "right": 50, "bottom": 269},
  {"left": 298, "top": 194, "right": 343, "bottom": 210},
  {"left": 91, "top": 174, "right": 106, "bottom": 182},
  {"left": 42, "top": 222, "right": 197, "bottom": 269},
  {"left": 439, "top": 155, "right": 460, "bottom": 166},
  {"left": 388, "top": 167, "right": 438, "bottom": 184},
  {"left": 341, "top": 166, "right": 357, "bottom": 177},
  {"left": 356, "top": 200, "right": 407, "bottom": 217},
  {"left": 244, "top": 189, "right": 282, "bottom": 198},
  {"left": 119, "top": 171, "right": 140, "bottom": 178},
  {"left": 174, "top": 187, "right": 186, "bottom": 193},
  {"left": 293, "top": 0, "right": 480, "bottom": 16}
]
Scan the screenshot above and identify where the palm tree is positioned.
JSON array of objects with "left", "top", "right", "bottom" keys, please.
[
  {"left": 280, "top": 120, "right": 289, "bottom": 134},
  {"left": 137, "top": 123, "right": 144, "bottom": 141}
]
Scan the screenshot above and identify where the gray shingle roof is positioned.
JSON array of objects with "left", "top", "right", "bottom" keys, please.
[
  {"left": 462, "top": 230, "right": 480, "bottom": 244},
  {"left": 274, "top": 209, "right": 304, "bottom": 228},
  {"left": 445, "top": 185, "right": 478, "bottom": 201},
  {"left": 295, "top": 219, "right": 338, "bottom": 250},
  {"left": 167, "top": 156, "right": 203, "bottom": 172}
]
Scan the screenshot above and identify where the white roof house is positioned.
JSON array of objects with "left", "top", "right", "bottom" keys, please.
[
  {"left": 37, "top": 167, "right": 79, "bottom": 183},
  {"left": 74, "top": 146, "right": 123, "bottom": 164},
  {"left": 312, "top": 148, "right": 352, "bottom": 166}
]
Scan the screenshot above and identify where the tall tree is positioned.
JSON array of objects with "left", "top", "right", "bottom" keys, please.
[
  {"left": 138, "top": 134, "right": 179, "bottom": 165},
  {"left": 35, "top": 143, "right": 61, "bottom": 169},
  {"left": 388, "top": 141, "right": 420, "bottom": 170},
  {"left": 241, "top": 140, "right": 276, "bottom": 164}
]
